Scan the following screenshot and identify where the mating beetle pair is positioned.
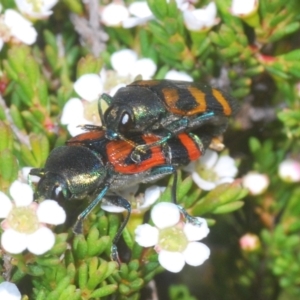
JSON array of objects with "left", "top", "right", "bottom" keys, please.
[{"left": 30, "top": 79, "right": 238, "bottom": 261}]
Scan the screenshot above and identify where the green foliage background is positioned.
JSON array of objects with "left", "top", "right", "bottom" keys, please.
[{"left": 0, "top": 0, "right": 300, "bottom": 299}]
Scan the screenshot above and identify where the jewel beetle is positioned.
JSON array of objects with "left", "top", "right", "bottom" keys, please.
[
  {"left": 30, "top": 128, "right": 208, "bottom": 262},
  {"left": 99, "top": 80, "right": 238, "bottom": 159}
]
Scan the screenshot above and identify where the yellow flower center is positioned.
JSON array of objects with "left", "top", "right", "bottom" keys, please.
[
  {"left": 7, "top": 206, "right": 39, "bottom": 234},
  {"left": 158, "top": 226, "right": 188, "bottom": 252},
  {"left": 26, "top": 0, "right": 43, "bottom": 13},
  {"left": 196, "top": 164, "right": 218, "bottom": 182}
]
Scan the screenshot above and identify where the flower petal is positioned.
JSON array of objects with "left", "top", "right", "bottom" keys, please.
[
  {"left": 37, "top": 200, "right": 66, "bottom": 225},
  {"left": 101, "top": 3, "right": 129, "bottom": 26},
  {"left": 27, "top": 227, "right": 55, "bottom": 255},
  {"left": 182, "top": 161, "right": 196, "bottom": 173},
  {"left": 183, "top": 3, "right": 218, "bottom": 32},
  {"left": 0, "top": 38, "right": 4, "bottom": 51},
  {"left": 101, "top": 201, "right": 126, "bottom": 213},
  {"left": 184, "top": 218, "right": 210, "bottom": 241},
  {"left": 213, "top": 156, "right": 237, "bottom": 178},
  {"left": 151, "top": 202, "right": 180, "bottom": 229},
  {"left": 15, "top": 0, "right": 58, "bottom": 18},
  {"left": 140, "top": 186, "right": 165, "bottom": 209},
  {"left": 130, "top": 58, "right": 157, "bottom": 80},
  {"left": 158, "top": 250, "right": 185, "bottom": 273},
  {"left": 278, "top": 159, "right": 300, "bottom": 183},
  {"left": 0, "top": 281, "right": 21, "bottom": 300},
  {"left": 182, "top": 242, "right": 210, "bottom": 266},
  {"left": 164, "top": 70, "right": 193, "bottom": 81},
  {"left": 200, "top": 149, "right": 218, "bottom": 168},
  {"left": 231, "top": 0, "right": 257, "bottom": 16},
  {"left": 242, "top": 172, "right": 269, "bottom": 195},
  {"left": 10, "top": 181, "right": 33, "bottom": 206},
  {"left": 135, "top": 224, "right": 159, "bottom": 247},
  {"left": 74, "top": 74, "right": 103, "bottom": 102},
  {"left": 0, "top": 192, "right": 13, "bottom": 218},
  {"left": 111, "top": 49, "right": 138, "bottom": 77},
  {"left": 128, "top": 2, "right": 152, "bottom": 18},
  {"left": 4, "top": 9, "right": 37, "bottom": 45},
  {"left": 216, "top": 177, "right": 235, "bottom": 185},
  {"left": 60, "top": 98, "right": 84, "bottom": 125},
  {"left": 1, "top": 229, "right": 27, "bottom": 254}
]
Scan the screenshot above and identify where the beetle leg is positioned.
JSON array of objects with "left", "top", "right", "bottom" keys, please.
[
  {"left": 150, "top": 166, "right": 204, "bottom": 228},
  {"left": 130, "top": 112, "right": 214, "bottom": 161},
  {"left": 103, "top": 195, "right": 131, "bottom": 265},
  {"left": 130, "top": 133, "right": 172, "bottom": 163},
  {"left": 146, "top": 165, "right": 178, "bottom": 204},
  {"left": 177, "top": 205, "right": 203, "bottom": 226},
  {"left": 73, "top": 183, "right": 110, "bottom": 234},
  {"left": 77, "top": 124, "right": 103, "bottom": 131},
  {"left": 98, "top": 93, "right": 113, "bottom": 127}
]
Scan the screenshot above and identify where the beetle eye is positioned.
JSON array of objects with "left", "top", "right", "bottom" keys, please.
[
  {"left": 121, "top": 113, "right": 129, "bottom": 125},
  {"left": 119, "top": 112, "right": 133, "bottom": 133},
  {"left": 54, "top": 186, "right": 62, "bottom": 197}
]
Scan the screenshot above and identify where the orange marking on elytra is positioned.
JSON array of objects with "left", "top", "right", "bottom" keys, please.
[
  {"left": 177, "top": 133, "right": 202, "bottom": 161},
  {"left": 212, "top": 89, "right": 232, "bottom": 116}
]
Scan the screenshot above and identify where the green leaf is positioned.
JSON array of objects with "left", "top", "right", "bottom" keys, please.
[
  {"left": 212, "top": 201, "right": 244, "bottom": 214},
  {"left": 90, "top": 284, "right": 118, "bottom": 298},
  {"left": 78, "top": 262, "right": 88, "bottom": 289},
  {"left": 249, "top": 137, "right": 261, "bottom": 153},
  {"left": 73, "top": 234, "right": 88, "bottom": 259},
  {"left": 147, "top": 0, "right": 168, "bottom": 19}
]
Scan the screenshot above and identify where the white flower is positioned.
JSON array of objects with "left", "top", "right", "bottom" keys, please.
[
  {"left": 60, "top": 97, "right": 92, "bottom": 136},
  {"left": 278, "top": 159, "right": 300, "bottom": 183},
  {"left": 73, "top": 74, "right": 104, "bottom": 102},
  {"left": 123, "top": 2, "right": 154, "bottom": 28},
  {"left": 230, "top": 0, "right": 258, "bottom": 16},
  {"left": 111, "top": 49, "right": 157, "bottom": 79},
  {"left": 164, "top": 70, "right": 193, "bottom": 81},
  {"left": 101, "top": 3, "right": 130, "bottom": 27},
  {"left": 135, "top": 202, "right": 210, "bottom": 273},
  {"left": 101, "top": 185, "right": 165, "bottom": 213},
  {"left": 0, "top": 9, "right": 37, "bottom": 51},
  {"left": 61, "top": 73, "right": 106, "bottom": 136},
  {"left": 183, "top": 2, "right": 218, "bottom": 31},
  {"left": 0, "top": 281, "right": 21, "bottom": 300},
  {"left": 0, "top": 181, "right": 66, "bottom": 255},
  {"left": 174, "top": 0, "right": 191, "bottom": 11},
  {"left": 242, "top": 172, "right": 269, "bottom": 195},
  {"left": 184, "top": 149, "right": 238, "bottom": 191},
  {"left": 61, "top": 68, "right": 137, "bottom": 136},
  {"left": 15, "top": 0, "right": 58, "bottom": 19}
]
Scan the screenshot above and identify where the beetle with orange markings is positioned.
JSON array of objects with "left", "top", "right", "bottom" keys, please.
[
  {"left": 30, "top": 128, "right": 206, "bottom": 261},
  {"left": 99, "top": 80, "right": 238, "bottom": 160}
]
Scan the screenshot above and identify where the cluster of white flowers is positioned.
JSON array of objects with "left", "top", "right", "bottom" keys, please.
[
  {"left": 0, "top": 0, "right": 58, "bottom": 51},
  {"left": 100, "top": 1, "right": 219, "bottom": 32},
  {"left": 241, "top": 157, "right": 300, "bottom": 196},
  {"left": 100, "top": 0, "right": 259, "bottom": 32}
]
